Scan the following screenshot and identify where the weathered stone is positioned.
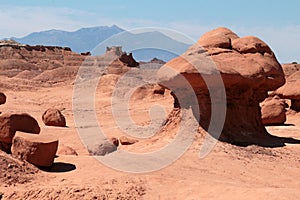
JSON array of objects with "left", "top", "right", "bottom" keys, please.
[
  {"left": 11, "top": 132, "right": 58, "bottom": 167},
  {"left": 0, "top": 92, "right": 6, "bottom": 105},
  {"left": 275, "top": 70, "right": 300, "bottom": 112},
  {"left": 57, "top": 144, "right": 78, "bottom": 156},
  {"left": 42, "top": 108, "right": 66, "bottom": 127},
  {"left": 158, "top": 27, "right": 285, "bottom": 145},
  {"left": 261, "top": 96, "right": 287, "bottom": 125},
  {"left": 0, "top": 113, "right": 40, "bottom": 145},
  {"left": 88, "top": 140, "right": 117, "bottom": 156},
  {"left": 119, "top": 136, "right": 138, "bottom": 145}
]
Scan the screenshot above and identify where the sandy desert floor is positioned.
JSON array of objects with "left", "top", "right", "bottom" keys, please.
[{"left": 0, "top": 77, "right": 300, "bottom": 200}]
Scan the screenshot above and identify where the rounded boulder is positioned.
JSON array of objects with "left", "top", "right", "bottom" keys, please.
[{"left": 42, "top": 108, "right": 66, "bottom": 127}]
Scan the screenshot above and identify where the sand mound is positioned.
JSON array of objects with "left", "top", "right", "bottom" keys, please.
[
  {"left": 0, "top": 150, "right": 39, "bottom": 186},
  {"left": 14, "top": 70, "right": 42, "bottom": 79},
  {"left": 97, "top": 74, "right": 120, "bottom": 95},
  {"left": 3, "top": 179, "right": 146, "bottom": 200},
  {"left": 33, "top": 66, "right": 79, "bottom": 83}
]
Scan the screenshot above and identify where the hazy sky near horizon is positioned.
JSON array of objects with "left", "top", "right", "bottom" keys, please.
[{"left": 0, "top": 0, "right": 299, "bottom": 62}]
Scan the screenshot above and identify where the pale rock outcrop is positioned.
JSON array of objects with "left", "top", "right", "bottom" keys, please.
[{"left": 88, "top": 140, "right": 117, "bottom": 156}]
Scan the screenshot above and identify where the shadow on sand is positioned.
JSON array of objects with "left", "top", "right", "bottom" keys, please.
[
  {"left": 39, "top": 162, "right": 76, "bottom": 173},
  {"left": 265, "top": 123, "right": 295, "bottom": 127},
  {"left": 229, "top": 134, "right": 300, "bottom": 148}
]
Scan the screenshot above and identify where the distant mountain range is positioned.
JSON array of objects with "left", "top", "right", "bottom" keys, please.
[
  {"left": 10, "top": 25, "right": 191, "bottom": 61},
  {"left": 11, "top": 25, "right": 124, "bottom": 53}
]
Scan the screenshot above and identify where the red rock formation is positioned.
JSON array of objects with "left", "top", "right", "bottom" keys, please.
[
  {"left": 42, "top": 108, "right": 66, "bottom": 127},
  {"left": 0, "top": 92, "right": 6, "bottom": 105},
  {"left": 0, "top": 113, "right": 40, "bottom": 152},
  {"left": 158, "top": 27, "right": 285, "bottom": 145},
  {"left": 275, "top": 70, "right": 300, "bottom": 111},
  {"left": 0, "top": 42, "right": 140, "bottom": 86},
  {"left": 0, "top": 113, "right": 40, "bottom": 144},
  {"left": 0, "top": 41, "right": 86, "bottom": 80},
  {"left": 12, "top": 132, "right": 58, "bottom": 167},
  {"left": 104, "top": 48, "right": 139, "bottom": 75},
  {"left": 119, "top": 53, "right": 139, "bottom": 67},
  {"left": 153, "top": 84, "right": 165, "bottom": 95},
  {"left": 80, "top": 51, "right": 91, "bottom": 56},
  {"left": 261, "top": 96, "right": 287, "bottom": 125},
  {"left": 119, "top": 136, "right": 138, "bottom": 145}
]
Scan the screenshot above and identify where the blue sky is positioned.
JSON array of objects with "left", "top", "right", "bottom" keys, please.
[{"left": 0, "top": 0, "right": 299, "bottom": 62}]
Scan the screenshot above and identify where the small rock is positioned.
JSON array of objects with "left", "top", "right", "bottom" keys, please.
[
  {"left": 274, "top": 70, "right": 300, "bottom": 112},
  {"left": 261, "top": 96, "right": 287, "bottom": 125},
  {"left": 119, "top": 136, "right": 138, "bottom": 145},
  {"left": 0, "top": 92, "right": 6, "bottom": 105},
  {"left": 88, "top": 140, "right": 117, "bottom": 156},
  {"left": 57, "top": 145, "right": 78, "bottom": 156},
  {"left": 153, "top": 85, "right": 165, "bottom": 95},
  {"left": 42, "top": 108, "right": 66, "bottom": 127},
  {"left": 110, "top": 137, "right": 119, "bottom": 147}
]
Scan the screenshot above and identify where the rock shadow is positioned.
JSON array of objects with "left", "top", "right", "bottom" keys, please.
[
  {"left": 39, "top": 162, "right": 76, "bottom": 173},
  {"left": 225, "top": 134, "right": 300, "bottom": 148},
  {"left": 264, "top": 123, "right": 295, "bottom": 127}
]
